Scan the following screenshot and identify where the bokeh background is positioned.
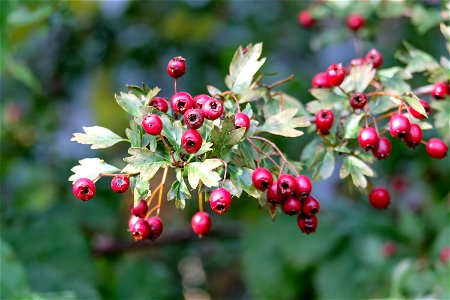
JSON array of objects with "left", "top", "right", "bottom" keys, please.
[{"left": 1, "top": 1, "right": 449, "bottom": 299}]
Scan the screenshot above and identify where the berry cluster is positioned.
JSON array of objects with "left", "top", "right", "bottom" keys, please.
[{"left": 298, "top": 10, "right": 366, "bottom": 33}]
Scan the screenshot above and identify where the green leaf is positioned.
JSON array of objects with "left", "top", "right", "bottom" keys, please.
[
  {"left": 311, "top": 149, "right": 335, "bottom": 181},
  {"left": 125, "top": 121, "right": 142, "bottom": 148},
  {"left": 0, "top": 240, "right": 29, "bottom": 298},
  {"left": 144, "top": 87, "right": 161, "bottom": 105},
  {"left": 403, "top": 92, "right": 427, "bottom": 118},
  {"left": 431, "top": 101, "right": 450, "bottom": 140},
  {"left": 339, "top": 156, "right": 375, "bottom": 188},
  {"left": 271, "top": 93, "right": 310, "bottom": 117},
  {"left": 160, "top": 115, "right": 183, "bottom": 152},
  {"left": 133, "top": 176, "right": 151, "bottom": 206},
  {"left": 186, "top": 159, "right": 223, "bottom": 189},
  {"left": 395, "top": 42, "right": 440, "bottom": 74},
  {"left": 206, "top": 85, "right": 221, "bottom": 96},
  {"left": 229, "top": 165, "right": 262, "bottom": 199},
  {"left": 5, "top": 58, "right": 41, "bottom": 93},
  {"left": 115, "top": 92, "right": 144, "bottom": 116},
  {"left": 167, "top": 170, "right": 191, "bottom": 210},
  {"left": 71, "top": 126, "right": 127, "bottom": 149},
  {"left": 341, "top": 64, "right": 376, "bottom": 93},
  {"left": 7, "top": 4, "right": 52, "bottom": 26},
  {"left": 69, "top": 158, "right": 120, "bottom": 182},
  {"left": 411, "top": 5, "right": 442, "bottom": 35},
  {"left": 211, "top": 117, "right": 246, "bottom": 157},
  {"left": 122, "top": 148, "right": 170, "bottom": 181},
  {"left": 307, "top": 89, "right": 347, "bottom": 114},
  {"left": 257, "top": 109, "right": 310, "bottom": 137},
  {"left": 343, "top": 114, "right": 364, "bottom": 139},
  {"left": 378, "top": 67, "right": 412, "bottom": 94}
]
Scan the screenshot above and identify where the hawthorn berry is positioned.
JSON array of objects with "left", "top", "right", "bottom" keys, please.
[
  {"left": 409, "top": 99, "right": 431, "bottom": 120},
  {"left": 72, "top": 178, "right": 96, "bottom": 201},
  {"left": 209, "top": 188, "right": 232, "bottom": 214},
  {"left": 369, "top": 187, "right": 391, "bottom": 209},
  {"left": 350, "top": 92, "right": 368, "bottom": 110},
  {"left": 346, "top": 14, "right": 365, "bottom": 31},
  {"left": 302, "top": 196, "right": 320, "bottom": 216},
  {"left": 170, "top": 92, "right": 194, "bottom": 114},
  {"left": 381, "top": 242, "right": 397, "bottom": 258},
  {"left": 282, "top": 197, "right": 302, "bottom": 216},
  {"left": 202, "top": 98, "right": 224, "bottom": 120},
  {"left": 142, "top": 114, "right": 163, "bottom": 136},
  {"left": 426, "top": 138, "right": 448, "bottom": 159},
  {"left": 358, "top": 127, "right": 379, "bottom": 151},
  {"left": 389, "top": 114, "right": 410, "bottom": 138},
  {"left": 440, "top": 247, "right": 450, "bottom": 263},
  {"left": 184, "top": 109, "right": 204, "bottom": 129},
  {"left": 365, "top": 49, "right": 383, "bottom": 68},
  {"left": 267, "top": 182, "right": 284, "bottom": 205},
  {"left": 297, "top": 214, "right": 318, "bottom": 235},
  {"left": 146, "top": 216, "right": 163, "bottom": 241},
  {"left": 167, "top": 56, "right": 186, "bottom": 79},
  {"left": 149, "top": 97, "right": 169, "bottom": 113},
  {"left": 181, "top": 129, "right": 203, "bottom": 154},
  {"left": 128, "top": 215, "right": 141, "bottom": 230},
  {"left": 234, "top": 112, "right": 250, "bottom": 132},
  {"left": 432, "top": 81, "right": 449, "bottom": 99},
  {"left": 372, "top": 137, "right": 392, "bottom": 160},
  {"left": 315, "top": 109, "right": 334, "bottom": 134},
  {"left": 326, "top": 63, "right": 346, "bottom": 86},
  {"left": 403, "top": 124, "right": 422, "bottom": 148},
  {"left": 298, "top": 10, "right": 315, "bottom": 28},
  {"left": 131, "top": 200, "right": 148, "bottom": 218},
  {"left": 294, "top": 175, "right": 312, "bottom": 198},
  {"left": 252, "top": 167, "right": 273, "bottom": 191},
  {"left": 277, "top": 174, "right": 297, "bottom": 195},
  {"left": 191, "top": 211, "right": 211, "bottom": 237},
  {"left": 193, "top": 94, "right": 211, "bottom": 109},
  {"left": 130, "top": 219, "right": 151, "bottom": 241},
  {"left": 312, "top": 72, "right": 332, "bottom": 89},
  {"left": 111, "top": 175, "right": 130, "bottom": 193}
]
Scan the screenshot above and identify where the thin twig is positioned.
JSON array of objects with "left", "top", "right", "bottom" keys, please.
[
  {"left": 247, "top": 138, "right": 281, "bottom": 169},
  {"left": 265, "top": 74, "right": 294, "bottom": 90},
  {"left": 159, "top": 135, "right": 177, "bottom": 163},
  {"left": 156, "top": 168, "right": 169, "bottom": 216}
]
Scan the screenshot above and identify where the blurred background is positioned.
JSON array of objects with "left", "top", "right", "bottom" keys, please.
[{"left": 1, "top": 0, "right": 449, "bottom": 299}]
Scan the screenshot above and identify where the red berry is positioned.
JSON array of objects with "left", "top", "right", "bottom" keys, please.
[
  {"left": 372, "top": 137, "right": 392, "bottom": 160},
  {"left": 277, "top": 174, "right": 298, "bottom": 195},
  {"left": 191, "top": 211, "right": 211, "bottom": 237},
  {"left": 365, "top": 49, "right": 383, "bottom": 68},
  {"left": 350, "top": 92, "right": 368, "bottom": 110},
  {"left": 130, "top": 219, "right": 151, "bottom": 241},
  {"left": 130, "top": 200, "right": 148, "bottom": 218},
  {"left": 315, "top": 109, "right": 334, "bottom": 134},
  {"left": 145, "top": 216, "right": 163, "bottom": 241},
  {"left": 167, "top": 56, "right": 186, "bottom": 78},
  {"left": 252, "top": 168, "right": 273, "bottom": 191},
  {"left": 282, "top": 197, "right": 302, "bottom": 216},
  {"left": 369, "top": 187, "right": 391, "bottom": 209},
  {"left": 170, "top": 92, "right": 194, "bottom": 114},
  {"left": 193, "top": 94, "right": 211, "bottom": 109},
  {"left": 312, "top": 72, "right": 332, "bottom": 89},
  {"left": 298, "top": 10, "right": 315, "bottom": 28},
  {"left": 409, "top": 99, "right": 431, "bottom": 120},
  {"left": 111, "top": 175, "right": 130, "bottom": 193},
  {"left": 358, "top": 127, "right": 379, "bottom": 151},
  {"left": 149, "top": 97, "right": 169, "bottom": 113},
  {"left": 202, "top": 98, "right": 223, "bottom": 120},
  {"left": 440, "top": 247, "right": 450, "bottom": 263},
  {"left": 381, "top": 242, "right": 396, "bottom": 258},
  {"left": 326, "top": 63, "right": 346, "bottom": 86},
  {"left": 142, "top": 114, "right": 163, "bottom": 136},
  {"left": 297, "top": 214, "right": 318, "bottom": 235},
  {"left": 389, "top": 114, "right": 410, "bottom": 138},
  {"left": 181, "top": 129, "right": 203, "bottom": 154},
  {"left": 302, "top": 195, "right": 320, "bottom": 216},
  {"left": 184, "top": 109, "right": 204, "bottom": 129},
  {"left": 128, "top": 215, "right": 141, "bottom": 230},
  {"left": 346, "top": 14, "right": 365, "bottom": 31},
  {"left": 432, "top": 81, "right": 449, "bottom": 99},
  {"left": 234, "top": 112, "right": 250, "bottom": 132},
  {"left": 403, "top": 124, "right": 422, "bottom": 148},
  {"left": 267, "top": 182, "right": 285, "bottom": 205},
  {"left": 72, "top": 178, "right": 96, "bottom": 201},
  {"left": 209, "top": 188, "right": 232, "bottom": 214},
  {"left": 294, "top": 175, "right": 312, "bottom": 198},
  {"left": 426, "top": 138, "right": 448, "bottom": 159}
]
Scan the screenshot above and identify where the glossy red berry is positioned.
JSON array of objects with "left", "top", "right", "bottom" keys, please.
[
  {"left": 128, "top": 215, "right": 141, "bottom": 231},
  {"left": 167, "top": 56, "right": 186, "bottom": 78},
  {"left": 294, "top": 175, "right": 312, "bottom": 198},
  {"left": 111, "top": 175, "right": 130, "bottom": 193},
  {"left": 277, "top": 174, "right": 298, "bottom": 195},
  {"left": 202, "top": 98, "right": 224, "bottom": 120},
  {"left": 326, "top": 63, "right": 346, "bottom": 86},
  {"left": 389, "top": 114, "right": 410, "bottom": 138},
  {"left": 369, "top": 187, "right": 391, "bottom": 209},
  {"left": 409, "top": 99, "right": 431, "bottom": 119},
  {"left": 142, "top": 114, "right": 163, "bottom": 136},
  {"left": 350, "top": 92, "right": 368, "bottom": 110},
  {"left": 358, "top": 127, "right": 379, "bottom": 151},
  {"left": 149, "top": 97, "right": 169, "bottom": 113},
  {"left": 191, "top": 211, "right": 211, "bottom": 237},
  {"left": 267, "top": 182, "right": 284, "bottom": 205},
  {"left": 145, "top": 216, "right": 163, "bottom": 241},
  {"left": 181, "top": 129, "right": 202, "bottom": 154},
  {"left": 282, "top": 197, "right": 302, "bottom": 216},
  {"left": 312, "top": 72, "right": 332, "bottom": 89},
  {"left": 365, "top": 49, "right": 383, "bottom": 68},
  {"left": 252, "top": 168, "right": 273, "bottom": 191},
  {"left": 130, "top": 200, "right": 148, "bottom": 218},
  {"left": 346, "top": 14, "right": 365, "bottom": 31},
  {"left": 184, "top": 109, "right": 204, "bottom": 129},
  {"left": 170, "top": 92, "right": 194, "bottom": 114},
  {"left": 193, "top": 94, "right": 211, "bottom": 109},
  {"left": 426, "top": 138, "right": 448, "bottom": 159},
  {"left": 297, "top": 214, "right": 318, "bottom": 235},
  {"left": 372, "top": 137, "right": 392, "bottom": 160},
  {"left": 130, "top": 219, "right": 151, "bottom": 241},
  {"left": 403, "top": 124, "right": 422, "bottom": 148},
  {"left": 432, "top": 81, "right": 449, "bottom": 99},
  {"left": 209, "top": 188, "right": 232, "bottom": 214},
  {"left": 315, "top": 109, "right": 334, "bottom": 134},
  {"left": 72, "top": 178, "right": 96, "bottom": 201},
  {"left": 302, "top": 196, "right": 320, "bottom": 216},
  {"left": 298, "top": 10, "right": 315, "bottom": 28},
  {"left": 234, "top": 112, "right": 250, "bottom": 132}
]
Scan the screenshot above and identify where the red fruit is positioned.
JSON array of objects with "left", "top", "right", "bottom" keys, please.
[
  {"left": 389, "top": 114, "right": 410, "bottom": 138},
  {"left": 315, "top": 109, "right": 334, "bottom": 134},
  {"left": 128, "top": 215, "right": 141, "bottom": 230},
  {"left": 346, "top": 14, "right": 365, "bottom": 31},
  {"left": 326, "top": 63, "right": 346, "bottom": 86},
  {"left": 209, "top": 188, "right": 232, "bottom": 214},
  {"left": 145, "top": 216, "right": 163, "bottom": 241},
  {"left": 350, "top": 92, "right": 368, "bottom": 110},
  {"left": 149, "top": 97, "right": 169, "bottom": 113},
  {"left": 131, "top": 200, "right": 148, "bottom": 218},
  {"left": 432, "top": 81, "right": 449, "bottom": 99},
  {"left": 409, "top": 99, "right": 431, "bottom": 119},
  {"left": 181, "top": 129, "right": 203, "bottom": 154},
  {"left": 294, "top": 175, "right": 312, "bottom": 198},
  {"left": 312, "top": 72, "right": 332, "bottom": 89},
  {"left": 267, "top": 182, "right": 284, "bottom": 205},
  {"left": 193, "top": 94, "right": 211, "bottom": 109},
  {"left": 369, "top": 187, "right": 391, "bottom": 209},
  {"left": 372, "top": 137, "right": 392, "bottom": 160},
  {"left": 142, "top": 114, "right": 163, "bottom": 136},
  {"left": 277, "top": 174, "right": 298, "bottom": 195},
  {"left": 297, "top": 214, "right": 318, "bottom": 235},
  {"left": 282, "top": 197, "right": 302, "bottom": 216},
  {"left": 234, "top": 112, "right": 250, "bottom": 132},
  {"left": 381, "top": 242, "right": 396, "bottom": 258},
  {"left": 252, "top": 168, "right": 273, "bottom": 191},
  {"left": 302, "top": 196, "right": 320, "bottom": 216},
  {"left": 365, "top": 49, "right": 383, "bottom": 68},
  {"left": 403, "top": 124, "right": 422, "bottom": 148},
  {"left": 130, "top": 219, "right": 151, "bottom": 241},
  {"left": 191, "top": 211, "right": 211, "bottom": 237},
  {"left": 170, "top": 92, "right": 194, "bottom": 114},
  {"left": 202, "top": 98, "right": 223, "bottom": 120},
  {"left": 184, "top": 109, "right": 204, "bottom": 129},
  {"left": 167, "top": 56, "right": 186, "bottom": 78},
  {"left": 298, "top": 10, "right": 315, "bottom": 28},
  {"left": 426, "top": 138, "right": 448, "bottom": 159},
  {"left": 111, "top": 175, "right": 130, "bottom": 193},
  {"left": 358, "top": 127, "right": 379, "bottom": 151},
  {"left": 72, "top": 178, "right": 96, "bottom": 201},
  {"left": 440, "top": 247, "right": 450, "bottom": 263}
]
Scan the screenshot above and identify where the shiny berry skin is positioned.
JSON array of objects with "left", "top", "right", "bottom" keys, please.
[
  {"left": 111, "top": 175, "right": 130, "bottom": 193},
  {"left": 202, "top": 98, "right": 224, "bottom": 120},
  {"left": 369, "top": 187, "right": 391, "bottom": 209},
  {"left": 170, "top": 92, "right": 194, "bottom": 114},
  {"left": 181, "top": 129, "right": 203, "bottom": 154},
  {"left": 298, "top": 10, "right": 315, "bottom": 28},
  {"left": 312, "top": 72, "right": 332, "bottom": 89},
  {"left": 142, "top": 114, "right": 163, "bottom": 136},
  {"left": 149, "top": 97, "right": 169, "bottom": 113},
  {"left": 346, "top": 14, "right": 365, "bottom": 31},
  {"left": 372, "top": 137, "right": 392, "bottom": 160},
  {"left": 72, "top": 178, "right": 96, "bottom": 201},
  {"left": 365, "top": 49, "right": 383, "bottom": 68},
  {"left": 128, "top": 215, "right": 141, "bottom": 231},
  {"left": 302, "top": 196, "right": 320, "bottom": 216},
  {"left": 358, "top": 127, "right": 379, "bottom": 151},
  {"left": 326, "top": 63, "right": 346, "bottom": 86},
  {"left": 234, "top": 112, "right": 250, "bottom": 132},
  {"left": 167, "top": 56, "right": 186, "bottom": 78},
  {"left": 294, "top": 175, "right": 312, "bottom": 198},
  {"left": 191, "top": 211, "right": 211, "bottom": 237},
  {"left": 193, "top": 94, "right": 211, "bottom": 109},
  {"left": 209, "top": 188, "right": 232, "bottom": 214},
  {"left": 277, "top": 174, "right": 298, "bottom": 195},
  {"left": 130, "top": 200, "right": 148, "bottom": 218},
  {"left": 350, "top": 92, "right": 368, "bottom": 110},
  {"left": 297, "top": 214, "right": 318, "bottom": 235},
  {"left": 389, "top": 114, "right": 411, "bottom": 138},
  {"left": 315, "top": 109, "right": 334, "bottom": 134},
  {"left": 403, "top": 124, "right": 422, "bottom": 148},
  {"left": 432, "top": 81, "right": 449, "bottom": 99},
  {"left": 252, "top": 168, "right": 273, "bottom": 191},
  {"left": 426, "top": 138, "right": 448, "bottom": 159},
  {"left": 130, "top": 219, "right": 151, "bottom": 241},
  {"left": 184, "top": 109, "right": 204, "bottom": 129},
  {"left": 267, "top": 182, "right": 284, "bottom": 205},
  {"left": 146, "top": 216, "right": 163, "bottom": 241},
  {"left": 282, "top": 197, "right": 302, "bottom": 216},
  {"left": 409, "top": 99, "right": 431, "bottom": 120}
]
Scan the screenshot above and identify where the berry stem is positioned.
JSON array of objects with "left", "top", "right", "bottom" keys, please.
[
  {"left": 247, "top": 138, "right": 281, "bottom": 169},
  {"left": 198, "top": 182, "right": 203, "bottom": 212},
  {"left": 220, "top": 159, "right": 228, "bottom": 184},
  {"left": 412, "top": 84, "right": 434, "bottom": 96},
  {"left": 318, "top": 131, "right": 335, "bottom": 147},
  {"left": 174, "top": 78, "right": 178, "bottom": 94},
  {"left": 159, "top": 134, "right": 177, "bottom": 163},
  {"left": 338, "top": 86, "right": 350, "bottom": 98},
  {"left": 265, "top": 74, "right": 294, "bottom": 90},
  {"left": 99, "top": 173, "right": 130, "bottom": 177},
  {"left": 366, "top": 91, "right": 403, "bottom": 102},
  {"left": 374, "top": 111, "right": 395, "bottom": 122},
  {"left": 366, "top": 106, "right": 379, "bottom": 135},
  {"left": 156, "top": 167, "right": 169, "bottom": 216},
  {"left": 220, "top": 91, "right": 241, "bottom": 113}
]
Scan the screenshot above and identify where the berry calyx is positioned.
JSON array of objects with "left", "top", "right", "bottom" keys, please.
[
  {"left": 72, "top": 178, "right": 96, "bottom": 201},
  {"left": 267, "top": 182, "right": 284, "bottom": 205},
  {"left": 312, "top": 72, "right": 332, "bottom": 89},
  {"left": 184, "top": 109, "right": 204, "bottom": 129},
  {"left": 146, "top": 216, "right": 163, "bottom": 241},
  {"left": 167, "top": 56, "right": 186, "bottom": 79},
  {"left": 403, "top": 124, "right": 422, "bottom": 148},
  {"left": 297, "top": 214, "right": 318, "bottom": 235},
  {"left": 294, "top": 175, "right": 312, "bottom": 198},
  {"left": 426, "top": 138, "right": 448, "bottom": 159},
  {"left": 234, "top": 112, "right": 250, "bottom": 132},
  {"left": 111, "top": 175, "right": 130, "bottom": 193},
  {"left": 191, "top": 211, "right": 211, "bottom": 237},
  {"left": 409, "top": 99, "right": 431, "bottom": 120},
  {"left": 369, "top": 187, "right": 391, "bottom": 209},
  {"left": 372, "top": 137, "right": 392, "bottom": 160},
  {"left": 193, "top": 94, "right": 211, "bottom": 109},
  {"left": 365, "top": 49, "right": 383, "bottom": 68},
  {"left": 202, "top": 98, "right": 224, "bottom": 120},
  {"left": 346, "top": 14, "right": 365, "bottom": 31},
  {"left": 130, "top": 219, "right": 151, "bottom": 241},
  {"left": 149, "top": 97, "right": 169, "bottom": 113},
  {"left": 350, "top": 92, "right": 368, "bottom": 110},
  {"left": 358, "top": 127, "right": 379, "bottom": 151},
  {"left": 277, "top": 174, "right": 298, "bottom": 195},
  {"left": 252, "top": 168, "right": 273, "bottom": 191},
  {"left": 389, "top": 114, "right": 410, "bottom": 138},
  {"left": 130, "top": 200, "right": 148, "bottom": 218},
  {"left": 181, "top": 129, "right": 203, "bottom": 154},
  {"left": 170, "top": 92, "right": 194, "bottom": 114},
  {"left": 298, "top": 10, "right": 315, "bottom": 28},
  {"left": 282, "top": 197, "right": 302, "bottom": 216},
  {"left": 142, "top": 114, "right": 163, "bottom": 136},
  {"left": 315, "top": 109, "right": 334, "bottom": 134},
  {"left": 302, "top": 196, "right": 320, "bottom": 216},
  {"left": 432, "top": 81, "right": 449, "bottom": 99},
  {"left": 326, "top": 63, "right": 346, "bottom": 86},
  {"left": 209, "top": 188, "right": 232, "bottom": 214}
]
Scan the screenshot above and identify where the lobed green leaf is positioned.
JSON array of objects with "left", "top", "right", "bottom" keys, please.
[
  {"left": 71, "top": 126, "right": 127, "bottom": 149},
  {"left": 186, "top": 159, "right": 223, "bottom": 189},
  {"left": 257, "top": 109, "right": 310, "bottom": 137},
  {"left": 69, "top": 158, "right": 120, "bottom": 182},
  {"left": 122, "top": 148, "right": 171, "bottom": 181}
]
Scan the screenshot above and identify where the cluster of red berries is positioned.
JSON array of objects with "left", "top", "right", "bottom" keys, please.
[{"left": 298, "top": 10, "right": 366, "bottom": 32}]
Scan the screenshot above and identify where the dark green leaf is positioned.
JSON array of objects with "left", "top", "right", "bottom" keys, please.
[
  {"left": 411, "top": 6, "right": 442, "bottom": 35},
  {"left": 69, "top": 158, "right": 120, "bottom": 182},
  {"left": 211, "top": 117, "right": 246, "bottom": 157},
  {"left": 161, "top": 115, "right": 183, "bottom": 152},
  {"left": 0, "top": 240, "right": 29, "bottom": 298}
]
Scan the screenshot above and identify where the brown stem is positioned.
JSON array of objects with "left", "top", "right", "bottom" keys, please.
[
  {"left": 318, "top": 132, "right": 335, "bottom": 147},
  {"left": 198, "top": 182, "right": 203, "bottom": 212},
  {"left": 366, "top": 91, "right": 403, "bottom": 102},
  {"left": 99, "top": 173, "right": 130, "bottom": 177},
  {"left": 159, "top": 135, "right": 176, "bottom": 163},
  {"left": 220, "top": 91, "right": 241, "bottom": 113},
  {"left": 265, "top": 74, "right": 294, "bottom": 90},
  {"left": 338, "top": 86, "right": 350, "bottom": 98},
  {"left": 247, "top": 138, "right": 281, "bottom": 169},
  {"left": 156, "top": 167, "right": 168, "bottom": 216}
]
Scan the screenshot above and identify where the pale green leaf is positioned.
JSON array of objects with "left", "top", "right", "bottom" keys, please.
[
  {"left": 122, "top": 148, "right": 170, "bottom": 181},
  {"left": 341, "top": 64, "right": 376, "bottom": 93},
  {"left": 206, "top": 85, "right": 221, "bottom": 96},
  {"left": 133, "top": 176, "right": 152, "bottom": 206},
  {"left": 395, "top": 42, "right": 440, "bottom": 74},
  {"left": 311, "top": 149, "right": 335, "bottom": 181},
  {"left": 258, "top": 109, "right": 310, "bottom": 137},
  {"left": 69, "top": 158, "right": 120, "bottom": 182},
  {"left": 144, "top": 87, "right": 161, "bottom": 105},
  {"left": 187, "top": 159, "right": 223, "bottom": 189},
  {"left": 115, "top": 92, "right": 144, "bottom": 116},
  {"left": 343, "top": 114, "right": 364, "bottom": 139},
  {"left": 71, "top": 126, "right": 127, "bottom": 149},
  {"left": 403, "top": 92, "right": 427, "bottom": 118}
]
